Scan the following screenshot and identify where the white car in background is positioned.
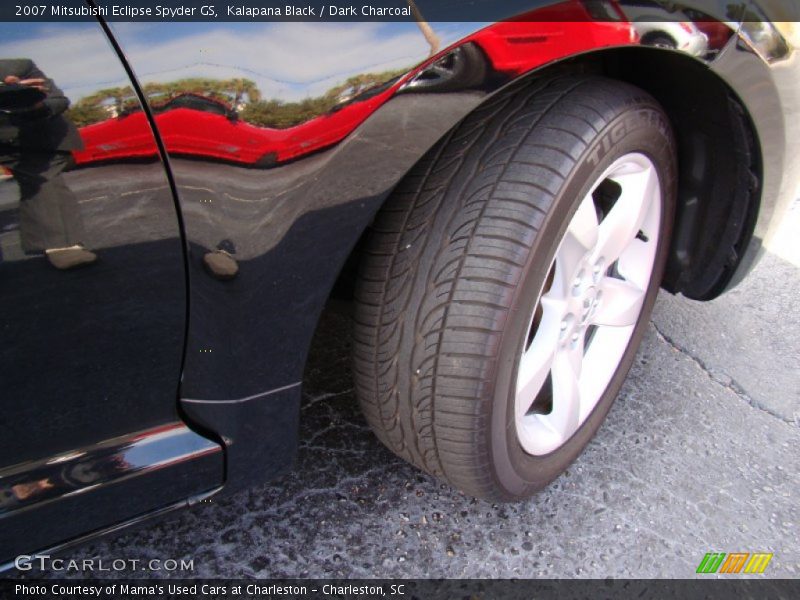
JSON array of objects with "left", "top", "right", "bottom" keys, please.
[{"left": 622, "top": 0, "right": 710, "bottom": 56}]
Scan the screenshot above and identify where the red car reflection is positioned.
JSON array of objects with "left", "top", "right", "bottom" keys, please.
[
  {"left": 466, "top": 2, "right": 636, "bottom": 77},
  {"left": 73, "top": 1, "right": 637, "bottom": 168},
  {"left": 72, "top": 90, "right": 399, "bottom": 167}
]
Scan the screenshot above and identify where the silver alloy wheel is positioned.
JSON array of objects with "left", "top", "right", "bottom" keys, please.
[{"left": 515, "top": 153, "right": 662, "bottom": 456}]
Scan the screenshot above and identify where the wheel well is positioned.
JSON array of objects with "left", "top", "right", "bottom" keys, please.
[
  {"left": 589, "top": 47, "right": 762, "bottom": 300},
  {"left": 333, "top": 46, "right": 762, "bottom": 302}
]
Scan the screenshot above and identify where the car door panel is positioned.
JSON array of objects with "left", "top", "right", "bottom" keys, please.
[{"left": 0, "top": 22, "right": 223, "bottom": 562}]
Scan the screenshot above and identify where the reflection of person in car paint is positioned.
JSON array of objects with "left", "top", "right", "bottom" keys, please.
[{"left": 0, "top": 59, "right": 95, "bottom": 269}]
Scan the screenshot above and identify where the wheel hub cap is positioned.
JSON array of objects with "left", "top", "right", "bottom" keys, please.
[{"left": 514, "top": 153, "right": 662, "bottom": 456}]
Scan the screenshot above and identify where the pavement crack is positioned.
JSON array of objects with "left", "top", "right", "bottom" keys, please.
[{"left": 650, "top": 321, "right": 796, "bottom": 427}]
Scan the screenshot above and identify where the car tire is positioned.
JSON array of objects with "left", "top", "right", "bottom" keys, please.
[
  {"left": 353, "top": 75, "right": 676, "bottom": 501},
  {"left": 403, "top": 43, "right": 488, "bottom": 93}
]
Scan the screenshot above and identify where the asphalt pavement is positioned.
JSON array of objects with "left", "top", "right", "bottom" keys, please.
[{"left": 35, "top": 199, "right": 800, "bottom": 579}]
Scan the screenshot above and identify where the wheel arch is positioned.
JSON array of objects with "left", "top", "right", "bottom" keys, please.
[{"left": 333, "top": 45, "right": 763, "bottom": 303}]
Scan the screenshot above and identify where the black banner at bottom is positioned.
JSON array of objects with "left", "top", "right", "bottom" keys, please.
[{"left": 2, "top": 579, "right": 800, "bottom": 600}]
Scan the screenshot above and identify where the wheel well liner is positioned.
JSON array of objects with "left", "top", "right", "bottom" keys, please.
[{"left": 590, "top": 47, "right": 761, "bottom": 300}]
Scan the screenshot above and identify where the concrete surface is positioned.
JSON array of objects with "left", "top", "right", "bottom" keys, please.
[{"left": 33, "top": 199, "right": 800, "bottom": 580}]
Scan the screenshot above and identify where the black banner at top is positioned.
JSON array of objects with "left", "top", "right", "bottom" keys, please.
[{"left": 1, "top": 0, "right": 798, "bottom": 23}]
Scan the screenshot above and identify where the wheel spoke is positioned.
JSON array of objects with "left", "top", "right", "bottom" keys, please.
[
  {"left": 553, "top": 193, "right": 598, "bottom": 295},
  {"left": 592, "top": 277, "right": 645, "bottom": 327},
  {"left": 430, "top": 64, "right": 451, "bottom": 77},
  {"left": 568, "top": 191, "right": 600, "bottom": 252},
  {"left": 515, "top": 296, "right": 563, "bottom": 420},
  {"left": 593, "top": 164, "right": 657, "bottom": 265},
  {"left": 541, "top": 347, "right": 582, "bottom": 442},
  {"left": 565, "top": 330, "right": 585, "bottom": 377},
  {"left": 513, "top": 152, "right": 663, "bottom": 457}
]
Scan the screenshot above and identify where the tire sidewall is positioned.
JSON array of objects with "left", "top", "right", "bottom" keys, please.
[{"left": 489, "top": 103, "right": 677, "bottom": 498}]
